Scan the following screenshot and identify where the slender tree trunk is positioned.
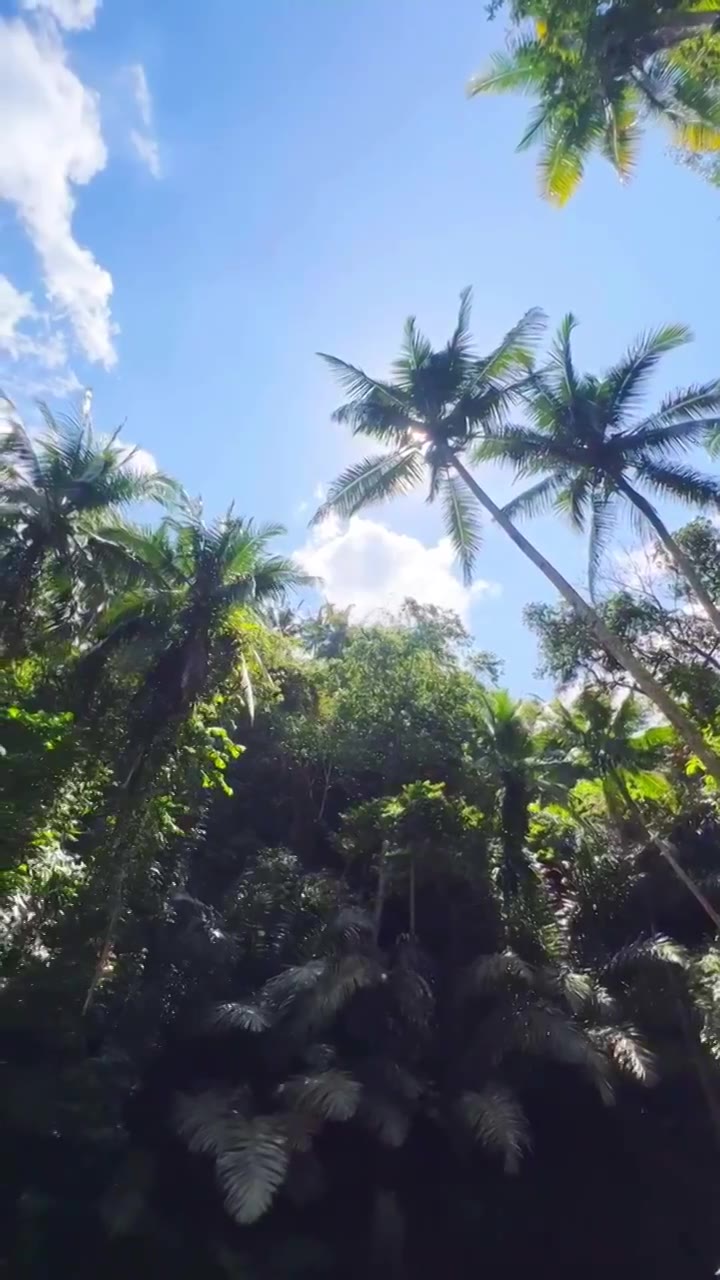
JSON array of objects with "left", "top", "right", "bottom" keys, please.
[
  {"left": 448, "top": 454, "right": 720, "bottom": 783},
  {"left": 616, "top": 476, "right": 720, "bottom": 638},
  {"left": 373, "top": 840, "right": 389, "bottom": 945},
  {"left": 408, "top": 856, "right": 416, "bottom": 938}
]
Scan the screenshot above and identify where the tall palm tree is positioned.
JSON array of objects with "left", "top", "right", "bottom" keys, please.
[
  {"left": 314, "top": 290, "right": 720, "bottom": 784},
  {"left": 542, "top": 687, "right": 720, "bottom": 927},
  {"left": 477, "top": 316, "right": 720, "bottom": 627},
  {"left": 82, "top": 509, "right": 311, "bottom": 1013},
  {"left": 0, "top": 404, "right": 177, "bottom": 654},
  {"left": 469, "top": 1, "right": 720, "bottom": 203}
]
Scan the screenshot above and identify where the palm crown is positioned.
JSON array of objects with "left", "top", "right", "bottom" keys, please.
[
  {"left": 0, "top": 404, "right": 178, "bottom": 650},
  {"left": 478, "top": 317, "right": 720, "bottom": 596},
  {"left": 314, "top": 289, "right": 545, "bottom": 583},
  {"left": 470, "top": 1, "right": 720, "bottom": 202},
  {"left": 85, "top": 510, "right": 311, "bottom": 722}
]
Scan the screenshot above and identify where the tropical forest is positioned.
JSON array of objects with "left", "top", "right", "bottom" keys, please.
[{"left": 6, "top": 2, "right": 720, "bottom": 1278}]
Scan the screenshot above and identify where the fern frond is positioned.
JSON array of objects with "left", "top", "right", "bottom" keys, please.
[
  {"left": 200, "top": 1003, "right": 269, "bottom": 1034},
  {"left": 457, "top": 1084, "right": 531, "bottom": 1174},
  {"left": 174, "top": 1089, "right": 246, "bottom": 1156},
  {"left": 277, "top": 1069, "right": 362, "bottom": 1123},
  {"left": 216, "top": 1117, "right": 289, "bottom": 1225}
]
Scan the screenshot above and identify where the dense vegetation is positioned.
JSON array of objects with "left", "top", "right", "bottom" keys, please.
[
  {"left": 4, "top": 290, "right": 720, "bottom": 1278},
  {"left": 4, "top": 7, "right": 720, "bottom": 1268}
]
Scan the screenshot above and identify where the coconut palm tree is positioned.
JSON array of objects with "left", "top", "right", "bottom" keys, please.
[
  {"left": 542, "top": 687, "right": 720, "bottom": 927},
  {"left": 314, "top": 290, "right": 720, "bottom": 784},
  {"left": 469, "top": 1, "right": 720, "bottom": 203},
  {"left": 0, "top": 403, "right": 178, "bottom": 654},
  {"left": 477, "top": 316, "right": 720, "bottom": 627}
]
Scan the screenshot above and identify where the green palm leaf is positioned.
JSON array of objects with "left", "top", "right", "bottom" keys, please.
[
  {"left": 311, "top": 449, "right": 424, "bottom": 524},
  {"left": 605, "top": 325, "right": 692, "bottom": 420},
  {"left": 438, "top": 472, "right": 482, "bottom": 585},
  {"left": 467, "top": 41, "right": 545, "bottom": 97}
]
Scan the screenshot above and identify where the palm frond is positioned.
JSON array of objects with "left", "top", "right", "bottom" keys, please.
[
  {"left": 448, "top": 286, "right": 474, "bottom": 359},
  {"left": 604, "top": 325, "right": 692, "bottom": 422},
  {"left": 478, "top": 308, "right": 547, "bottom": 384},
  {"left": 600, "top": 95, "right": 641, "bottom": 180},
  {"left": 539, "top": 129, "right": 591, "bottom": 206},
  {"left": 522, "top": 1008, "right": 615, "bottom": 1104},
  {"left": 457, "top": 1084, "right": 531, "bottom": 1174},
  {"left": 635, "top": 459, "right": 720, "bottom": 508},
  {"left": 437, "top": 472, "right": 482, "bottom": 585},
  {"left": 606, "top": 934, "right": 690, "bottom": 978},
  {"left": 501, "top": 474, "right": 565, "bottom": 521},
  {"left": 467, "top": 40, "right": 546, "bottom": 97},
  {"left": 396, "top": 316, "right": 433, "bottom": 374},
  {"left": 630, "top": 379, "right": 720, "bottom": 434},
  {"left": 588, "top": 1026, "right": 658, "bottom": 1086},
  {"left": 556, "top": 472, "right": 592, "bottom": 530},
  {"left": 550, "top": 314, "right": 580, "bottom": 399},
  {"left": 474, "top": 425, "right": 562, "bottom": 473},
  {"left": 311, "top": 449, "right": 424, "bottom": 524},
  {"left": 319, "top": 354, "right": 408, "bottom": 412},
  {"left": 588, "top": 491, "right": 617, "bottom": 601}
]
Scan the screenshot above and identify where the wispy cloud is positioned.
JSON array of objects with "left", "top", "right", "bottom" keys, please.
[
  {"left": 295, "top": 513, "right": 500, "bottom": 623},
  {"left": 127, "top": 63, "right": 161, "bottom": 178},
  {"left": 20, "top": 0, "right": 100, "bottom": 31}
]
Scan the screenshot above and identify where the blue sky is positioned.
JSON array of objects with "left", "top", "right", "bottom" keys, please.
[{"left": 1, "top": 0, "right": 719, "bottom": 694}]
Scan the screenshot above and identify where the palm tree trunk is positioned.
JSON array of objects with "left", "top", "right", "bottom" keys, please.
[
  {"left": 448, "top": 454, "right": 720, "bottom": 784},
  {"left": 615, "top": 476, "right": 720, "bottom": 638}
]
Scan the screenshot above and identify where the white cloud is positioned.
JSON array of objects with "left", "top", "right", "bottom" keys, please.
[
  {"left": 0, "top": 275, "right": 35, "bottom": 357},
  {"left": 130, "top": 129, "right": 161, "bottom": 179},
  {"left": 295, "top": 513, "right": 500, "bottom": 622},
  {"left": 120, "top": 443, "right": 158, "bottom": 476},
  {"left": 128, "top": 63, "right": 152, "bottom": 128},
  {"left": 20, "top": 0, "right": 99, "bottom": 31},
  {"left": 0, "top": 273, "right": 69, "bottom": 369},
  {"left": 127, "top": 63, "right": 161, "bottom": 178},
  {"left": 0, "top": 17, "right": 115, "bottom": 366}
]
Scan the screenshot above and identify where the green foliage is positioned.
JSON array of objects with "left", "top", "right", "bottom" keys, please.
[
  {"left": 3, "top": 395, "right": 720, "bottom": 1277},
  {"left": 473, "top": 0, "right": 720, "bottom": 200}
]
